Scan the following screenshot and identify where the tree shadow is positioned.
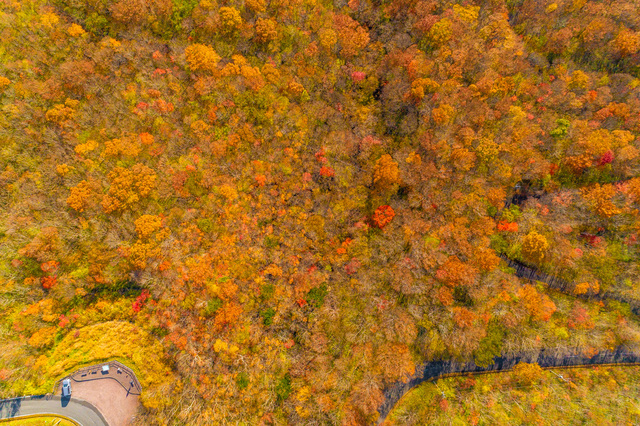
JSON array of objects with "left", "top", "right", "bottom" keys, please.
[{"left": 0, "top": 398, "right": 22, "bottom": 418}]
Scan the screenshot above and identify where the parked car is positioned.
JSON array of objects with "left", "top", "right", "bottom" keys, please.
[{"left": 62, "top": 379, "right": 71, "bottom": 397}]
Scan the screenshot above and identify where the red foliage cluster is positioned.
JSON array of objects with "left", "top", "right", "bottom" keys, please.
[
  {"left": 58, "top": 315, "right": 69, "bottom": 328},
  {"left": 320, "top": 166, "right": 335, "bottom": 177},
  {"left": 597, "top": 150, "right": 614, "bottom": 166},
  {"left": 351, "top": 71, "right": 366, "bottom": 82},
  {"left": 372, "top": 205, "right": 395, "bottom": 228},
  {"left": 41, "top": 276, "right": 57, "bottom": 289},
  {"left": 345, "top": 258, "right": 361, "bottom": 275},
  {"left": 132, "top": 289, "right": 150, "bottom": 313},
  {"left": 497, "top": 221, "right": 518, "bottom": 232}
]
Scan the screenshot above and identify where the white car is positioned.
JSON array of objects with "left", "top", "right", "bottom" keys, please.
[{"left": 62, "top": 379, "right": 71, "bottom": 397}]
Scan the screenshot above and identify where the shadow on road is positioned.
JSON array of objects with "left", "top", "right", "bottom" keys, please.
[
  {"left": 0, "top": 398, "right": 21, "bottom": 418},
  {"left": 61, "top": 396, "right": 70, "bottom": 407}
]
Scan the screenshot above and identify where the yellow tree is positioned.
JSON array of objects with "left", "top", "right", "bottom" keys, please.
[
  {"left": 185, "top": 44, "right": 220, "bottom": 72},
  {"left": 511, "top": 362, "right": 544, "bottom": 385},
  {"left": 581, "top": 184, "right": 621, "bottom": 218},
  {"left": 521, "top": 231, "right": 549, "bottom": 264},
  {"left": 67, "top": 180, "right": 97, "bottom": 212},
  {"left": 373, "top": 154, "right": 400, "bottom": 188},
  {"left": 102, "top": 164, "right": 157, "bottom": 213}
]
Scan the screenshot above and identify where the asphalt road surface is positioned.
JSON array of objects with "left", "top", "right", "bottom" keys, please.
[{"left": 0, "top": 395, "right": 108, "bottom": 425}]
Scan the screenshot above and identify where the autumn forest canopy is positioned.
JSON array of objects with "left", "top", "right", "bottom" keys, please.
[{"left": 1, "top": 0, "right": 640, "bottom": 423}]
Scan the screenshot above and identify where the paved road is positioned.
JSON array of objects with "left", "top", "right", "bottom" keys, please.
[{"left": 0, "top": 395, "right": 108, "bottom": 426}]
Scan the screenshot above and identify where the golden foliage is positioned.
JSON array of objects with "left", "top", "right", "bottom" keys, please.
[
  {"left": 451, "top": 147, "right": 476, "bottom": 172},
  {"left": 583, "top": 129, "right": 613, "bottom": 157},
  {"left": 135, "top": 215, "right": 163, "bottom": 239},
  {"left": 287, "top": 80, "right": 305, "bottom": 97},
  {"left": 569, "top": 70, "right": 589, "bottom": 89},
  {"left": 102, "top": 164, "right": 157, "bottom": 213},
  {"left": 28, "top": 326, "right": 57, "bottom": 348},
  {"left": 627, "top": 178, "right": 640, "bottom": 203},
  {"left": 185, "top": 44, "right": 220, "bottom": 72},
  {"left": 56, "top": 164, "right": 72, "bottom": 176},
  {"left": 245, "top": 0, "right": 267, "bottom": 12},
  {"left": 334, "top": 14, "right": 370, "bottom": 57},
  {"left": 39, "top": 12, "right": 60, "bottom": 29},
  {"left": 74, "top": 140, "right": 98, "bottom": 156},
  {"left": 518, "top": 285, "right": 556, "bottom": 321},
  {"left": 255, "top": 18, "right": 278, "bottom": 43},
  {"left": 46, "top": 99, "right": 79, "bottom": 124},
  {"left": 47, "top": 321, "right": 172, "bottom": 391},
  {"left": 67, "top": 23, "right": 86, "bottom": 37},
  {"left": 0, "top": 76, "right": 10, "bottom": 90},
  {"left": 373, "top": 154, "right": 400, "bottom": 187},
  {"left": 453, "top": 307, "right": 476, "bottom": 328},
  {"left": 581, "top": 184, "right": 621, "bottom": 218},
  {"left": 474, "top": 248, "right": 500, "bottom": 272},
  {"left": 453, "top": 4, "right": 480, "bottom": 23},
  {"left": 521, "top": 231, "right": 549, "bottom": 264},
  {"left": 104, "top": 137, "right": 141, "bottom": 157},
  {"left": 319, "top": 28, "right": 338, "bottom": 49},
  {"left": 67, "top": 180, "right": 96, "bottom": 212},
  {"left": 614, "top": 30, "right": 640, "bottom": 56},
  {"left": 432, "top": 103, "right": 455, "bottom": 125},
  {"left": 240, "top": 65, "right": 265, "bottom": 91},
  {"left": 139, "top": 132, "right": 154, "bottom": 146},
  {"left": 511, "top": 362, "right": 543, "bottom": 385},
  {"left": 428, "top": 18, "right": 452, "bottom": 46},
  {"left": 574, "top": 282, "right": 590, "bottom": 295},
  {"left": 564, "top": 153, "right": 592, "bottom": 173},
  {"left": 127, "top": 240, "right": 161, "bottom": 269},
  {"left": 219, "top": 7, "right": 242, "bottom": 33},
  {"left": 376, "top": 343, "right": 415, "bottom": 382}
]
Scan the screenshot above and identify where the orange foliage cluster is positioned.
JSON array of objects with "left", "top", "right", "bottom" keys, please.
[
  {"left": 101, "top": 164, "right": 156, "bottom": 213},
  {"left": 518, "top": 285, "right": 557, "bottom": 322},
  {"left": 66, "top": 180, "right": 96, "bottom": 212}
]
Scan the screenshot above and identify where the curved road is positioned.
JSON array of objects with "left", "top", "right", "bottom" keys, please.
[{"left": 0, "top": 395, "right": 108, "bottom": 426}]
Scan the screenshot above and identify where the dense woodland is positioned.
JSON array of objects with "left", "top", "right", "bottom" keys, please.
[{"left": 1, "top": 0, "right": 640, "bottom": 424}]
